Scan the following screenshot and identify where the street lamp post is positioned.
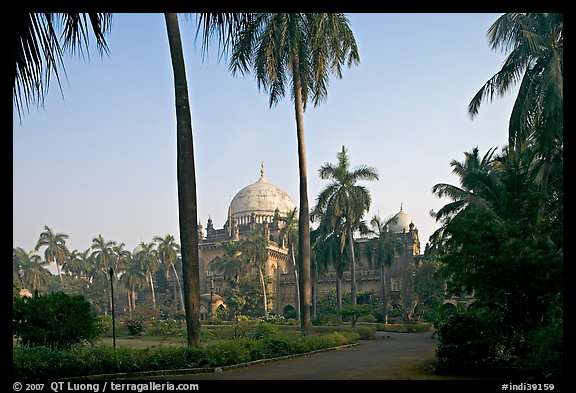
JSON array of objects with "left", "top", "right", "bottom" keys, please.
[{"left": 109, "top": 267, "right": 116, "bottom": 349}]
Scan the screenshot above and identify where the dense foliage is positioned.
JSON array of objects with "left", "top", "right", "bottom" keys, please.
[{"left": 13, "top": 292, "right": 101, "bottom": 348}]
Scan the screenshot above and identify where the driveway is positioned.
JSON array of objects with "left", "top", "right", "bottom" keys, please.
[{"left": 142, "top": 331, "right": 489, "bottom": 380}]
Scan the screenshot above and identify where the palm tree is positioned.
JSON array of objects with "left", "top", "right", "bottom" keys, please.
[
  {"left": 35, "top": 225, "right": 70, "bottom": 290},
  {"left": 468, "top": 13, "right": 563, "bottom": 198},
  {"left": 133, "top": 241, "right": 160, "bottom": 309},
  {"left": 120, "top": 256, "right": 146, "bottom": 319},
  {"left": 279, "top": 208, "right": 300, "bottom": 319},
  {"left": 14, "top": 11, "right": 251, "bottom": 347},
  {"left": 154, "top": 233, "right": 185, "bottom": 312},
  {"left": 315, "top": 146, "right": 379, "bottom": 305},
  {"left": 211, "top": 227, "right": 270, "bottom": 318},
  {"left": 164, "top": 12, "right": 253, "bottom": 346},
  {"left": 365, "top": 215, "right": 403, "bottom": 324},
  {"left": 89, "top": 235, "right": 118, "bottom": 314},
  {"left": 13, "top": 13, "right": 112, "bottom": 120},
  {"left": 310, "top": 216, "right": 347, "bottom": 313},
  {"left": 13, "top": 247, "right": 50, "bottom": 293},
  {"left": 229, "top": 13, "right": 360, "bottom": 335}
]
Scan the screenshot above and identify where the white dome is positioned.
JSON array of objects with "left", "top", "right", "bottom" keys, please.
[
  {"left": 389, "top": 206, "right": 414, "bottom": 233},
  {"left": 229, "top": 164, "right": 295, "bottom": 224}
]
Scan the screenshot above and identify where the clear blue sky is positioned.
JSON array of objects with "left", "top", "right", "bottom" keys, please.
[{"left": 13, "top": 13, "right": 516, "bottom": 255}]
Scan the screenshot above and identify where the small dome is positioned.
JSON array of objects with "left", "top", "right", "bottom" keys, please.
[
  {"left": 389, "top": 204, "right": 415, "bottom": 233},
  {"left": 229, "top": 163, "right": 295, "bottom": 224}
]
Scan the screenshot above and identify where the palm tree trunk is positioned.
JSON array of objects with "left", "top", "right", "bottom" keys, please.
[
  {"left": 148, "top": 272, "right": 156, "bottom": 308},
  {"left": 127, "top": 291, "right": 132, "bottom": 319},
  {"left": 258, "top": 267, "right": 269, "bottom": 318},
  {"left": 292, "top": 58, "right": 312, "bottom": 336},
  {"left": 381, "top": 265, "right": 388, "bottom": 324},
  {"left": 291, "top": 243, "right": 301, "bottom": 320},
  {"left": 312, "top": 259, "right": 317, "bottom": 319},
  {"left": 336, "top": 268, "right": 343, "bottom": 312},
  {"left": 171, "top": 263, "right": 185, "bottom": 312},
  {"left": 348, "top": 228, "right": 357, "bottom": 306},
  {"left": 55, "top": 259, "right": 65, "bottom": 290},
  {"left": 165, "top": 13, "right": 201, "bottom": 346}
]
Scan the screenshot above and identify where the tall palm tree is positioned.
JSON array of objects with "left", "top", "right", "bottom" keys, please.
[
  {"left": 89, "top": 235, "right": 118, "bottom": 314},
  {"left": 154, "top": 233, "right": 185, "bottom": 312},
  {"left": 229, "top": 13, "right": 360, "bottom": 335},
  {"left": 165, "top": 12, "right": 253, "bottom": 346},
  {"left": 278, "top": 208, "right": 300, "bottom": 319},
  {"left": 315, "top": 146, "right": 379, "bottom": 305},
  {"left": 468, "top": 13, "right": 563, "bottom": 198},
  {"left": 212, "top": 227, "right": 270, "bottom": 318},
  {"left": 120, "top": 256, "right": 146, "bottom": 319},
  {"left": 133, "top": 241, "right": 160, "bottom": 309},
  {"left": 14, "top": 11, "right": 252, "bottom": 347},
  {"left": 35, "top": 225, "right": 70, "bottom": 290},
  {"left": 365, "top": 215, "right": 403, "bottom": 324}
]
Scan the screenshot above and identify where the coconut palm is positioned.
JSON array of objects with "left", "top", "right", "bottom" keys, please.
[
  {"left": 133, "top": 241, "right": 160, "bottom": 309},
  {"left": 310, "top": 216, "right": 347, "bottom": 313},
  {"left": 164, "top": 12, "right": 253, "bottom": 346},
  {"left": 315, "top": 146, "right": 379, "bottom": 305},
  {"left": 14, "top": 11, "right": 252, "bottom": 346},
  {"left": 63, "top": 248, "right": 92, "bottom": 279},
  {"left": 229, "top": 13, "right": 359, "bottom": 335},
  {"left": 365, "top": 215, "right": 403, "bottom": 324},
  {"left": 35, "top": 225, "right": 70, "bottom": 290},
  {"left": 120, "top": 256, "right": 146, "bottom": 319},
  {"left": 468, "top": 13, "right": 563, "bottom": 196},
  {"left": 154, "top": 233, "right": 185, "bottom": 311},
  {"left": 13, "top": 247, "right": 50, "bottom": 293},
  {"left": 212, "top": 227, "right": 270, "bottom": 318},
  {"left": 13, "top": 13, "right": 112, "bottom": 120},
  {"left": 278, "top": 208, "right": 300, "bottom": 319}
]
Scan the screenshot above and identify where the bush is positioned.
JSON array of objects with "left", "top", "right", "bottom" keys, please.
[
  {"left": 13, "top": 330, "right": 361, "bottom": 380},
  {"left": 13, "top": 292, "right": 101, "bottom": 348},
  {"left": 126, "top": 320, "right": 144, "bottom": 336}
]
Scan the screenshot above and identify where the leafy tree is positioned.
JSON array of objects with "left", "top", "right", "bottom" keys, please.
[
  {"left": 13, "top": 292, "right": 101, "bottom": 348},
  {"left": 468, "top": 13, "right": 563, "bottom": 215},
  {"left": 341, "top": 304, "right": 372, "bottom": 328},
  {"left": 430, "top": 145, "right": 562, "bottom": 370},
  {"left": 229, "top": 13, "right": 360, "bottom": 335}
]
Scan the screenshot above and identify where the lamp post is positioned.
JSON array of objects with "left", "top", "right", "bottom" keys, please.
[{"left": 109, "top": 267, "right": 116, "bottom": 349}]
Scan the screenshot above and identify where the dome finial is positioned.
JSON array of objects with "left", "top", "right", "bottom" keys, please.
[
  {"left": 260, "top": 161, "right": 265, "bottom": 179},
  {"left": 400, "top": 202, "right": 403, "bottom": 212}
]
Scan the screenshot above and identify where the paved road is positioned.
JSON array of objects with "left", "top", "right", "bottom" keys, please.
[{"left": 143, "top": 331, "right": 486, "bottom": 380}]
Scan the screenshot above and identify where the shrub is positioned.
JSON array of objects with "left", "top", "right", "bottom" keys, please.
[
  {"left": 13, "top": 292, "right": 101, "bottom": 348},
  {"left": 126, "top": 320, "right": 144, "bottom": 336}
]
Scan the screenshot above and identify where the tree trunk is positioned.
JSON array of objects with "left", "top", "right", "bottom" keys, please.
[
  {"left": 381, "top": 265, "right": 388, "bottom": 324},
  {"left": 336, "top": 268, "right": 343, "bottom": 313},
  {"left": 164, "top": 12, "right": 201, "bottom": 346},
  {"left": 149, "top": 272, "right": 156, "bottom": 308},
  {"left": 171, "top": 263, "right": 185, "bottom": 313},
  {"left": 292, "top": 57, "right": 312, "bottom": 336},
  {"left": 55, "top": 258, "right": 65, "bottom": 290},
  {"left": 348, "top": 228, "right": 357, "bottom": 306},
  {"left": 291, "top": 243, "right": 301, "bottom": 320},
  {"left": 127, "top": 291, "right": 132, "bottom": 319},
  {"left": 258, "top": 267, "right": 269, "bottom": 318}
]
